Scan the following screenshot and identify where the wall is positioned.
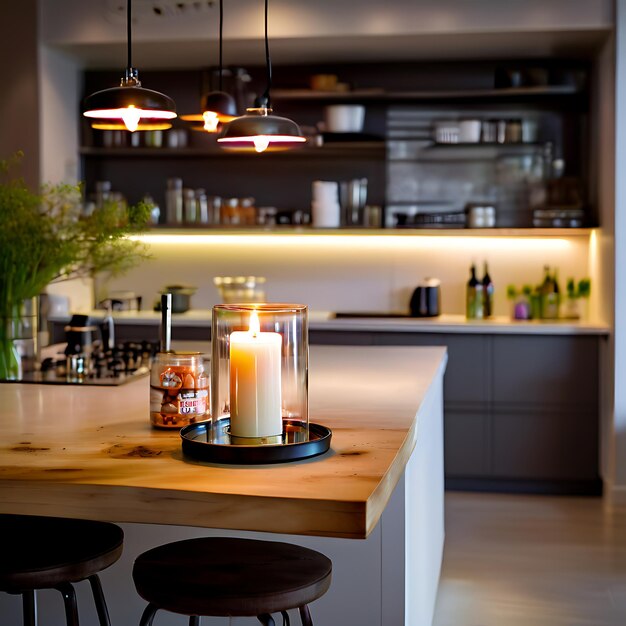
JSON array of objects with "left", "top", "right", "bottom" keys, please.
[
  {"left": 612, "top": 0, "right": 626, "bottom": 502},
  {"left": 97, "top": 233, "right": 591, "bottom": 317},
  {"left": 38, "top": 45, "right": 81, "bottom": 185},
  {"left": 0, "top": 0, "right": 40, "bottom": 189}
]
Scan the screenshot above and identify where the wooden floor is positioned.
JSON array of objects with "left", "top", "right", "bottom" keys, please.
[{"left": 433, "top": 492, "right": 626, "bottom": 626}]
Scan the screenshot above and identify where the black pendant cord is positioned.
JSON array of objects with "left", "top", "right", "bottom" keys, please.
[
  {"left": 127, "top": 0, "right": 133, "bottom": 70},
  {"left": 218, "top": 0, "right": 224, "bottom": 91},
  {"left": 262, "top": 0, "right": 272, "bottom": 108}
]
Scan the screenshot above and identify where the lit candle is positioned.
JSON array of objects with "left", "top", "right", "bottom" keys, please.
[{"left": 229, "top": 310, "right": 282, "bottom": 438}]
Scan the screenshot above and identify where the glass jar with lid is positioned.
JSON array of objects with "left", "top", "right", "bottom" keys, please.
[{"left": 150, "top": 352, "right": 209, "bottom": 428}]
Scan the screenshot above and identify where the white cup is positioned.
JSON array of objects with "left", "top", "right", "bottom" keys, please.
[
  {"left": 324, "top": 105, "right": 365, "bottom": 133},
  {"left": 312, "top": 180, "right": 339, "bottom": 202},
  {"left": 459, "top": 119, "right": 481, "bottom": 143},
  {"left": 311, "top": 201, "right": 340, "bottom": 228}
]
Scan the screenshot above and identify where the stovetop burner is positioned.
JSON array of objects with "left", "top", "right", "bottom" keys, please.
[{"left": 17, "top": 340, "right": 160, "bottom": 386}]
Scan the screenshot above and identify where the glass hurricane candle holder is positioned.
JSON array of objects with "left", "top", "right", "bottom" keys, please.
[{"left": 212, "top": 303, "right": 308, "bottom": 445}]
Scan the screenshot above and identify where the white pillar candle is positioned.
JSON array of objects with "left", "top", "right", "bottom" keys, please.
[{"left": 229, "top": 310, "right": 283, "bottom": 438}]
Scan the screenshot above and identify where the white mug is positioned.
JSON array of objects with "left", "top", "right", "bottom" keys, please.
[{"left": 324, "top": 105, "right": 365, "bottom": 133}]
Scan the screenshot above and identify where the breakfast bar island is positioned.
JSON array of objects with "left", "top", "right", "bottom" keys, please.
[{"left": 0, "top": 345, "right": 447, "bottom": 625}]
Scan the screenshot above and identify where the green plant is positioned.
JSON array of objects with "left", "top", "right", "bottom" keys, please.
[
  {"left": 565, "top": 277, "right": 592, "bottom": 300},
  {"left": 0, "top": 152, "right": 151, "bottom": 376}
]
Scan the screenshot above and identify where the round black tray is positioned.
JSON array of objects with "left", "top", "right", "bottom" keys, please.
[{"left": 180, "top": 418, "right": 332, "bottom": 464}]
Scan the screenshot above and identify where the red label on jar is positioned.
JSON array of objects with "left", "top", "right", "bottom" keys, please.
[{"left": 178, "top": 389, "right": 208, "bottom": 415}]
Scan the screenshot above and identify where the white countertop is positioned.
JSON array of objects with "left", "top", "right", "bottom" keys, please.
[{"left": 49, "top": 310, "right": 610, "bottom": 336}]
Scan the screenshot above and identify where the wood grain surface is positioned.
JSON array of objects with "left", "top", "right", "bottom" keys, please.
[{"left": 0, "top": 345, "right": 446, "bottom": 539}]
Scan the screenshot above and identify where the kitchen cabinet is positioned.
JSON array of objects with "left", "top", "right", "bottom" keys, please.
[
  {"left": 80, "top": 59, "right": 594, "bottom": 229},
  {"left": 365, "top": 331, "right": 600, "bottom": 494}
]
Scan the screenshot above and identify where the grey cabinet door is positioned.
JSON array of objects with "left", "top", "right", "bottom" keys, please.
[
  {"left": 444, "top": 409, "right": 490, "bottom": 477},
  {"left": 492, "top": 409, "right": 598, "bottom": 480},
  {"left": 373, "top": 333, "right": 489, "bottom": 403},
  {"left": 492, "top": 336, "right": 598, "bottom": 408}
]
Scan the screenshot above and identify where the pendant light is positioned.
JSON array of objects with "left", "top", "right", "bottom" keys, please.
[
  {"left": 82, "top": 0, "right": 176, "bottom": 132},
  {"left": 217, "top": 0, "right": 305, "bottom": 152},
  {"left": 180, "top": 0, "right": 237, "bottom": 133}
]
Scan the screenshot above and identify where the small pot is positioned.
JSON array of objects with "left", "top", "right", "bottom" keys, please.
[
  {"left": 409, "top": 279, "right": 441, "bottom": 318},
  {"left": 161, "top": 285, "right": 196, "bottom": 313}
]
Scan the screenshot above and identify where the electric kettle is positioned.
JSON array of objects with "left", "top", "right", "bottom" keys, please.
[{"left": 409, "top": 278, "right": 441, "bottom": 318}]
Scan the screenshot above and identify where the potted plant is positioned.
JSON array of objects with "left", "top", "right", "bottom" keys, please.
[
  {"left": 0, "top": 153, "right": 151, "bottom": 379},
  {"left": 507, "top": 284, "right": 533, "bottom": 320},
  {"left": 562, "top": 277, "right": 592, "bottom": 320}
]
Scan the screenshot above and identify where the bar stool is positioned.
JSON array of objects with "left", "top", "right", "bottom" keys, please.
[
  {"left": 0, "top": 514, "right": 124, "bottom": 626},
  {"left": 132, "top": 537, "right": 332, "bottom": 625}
]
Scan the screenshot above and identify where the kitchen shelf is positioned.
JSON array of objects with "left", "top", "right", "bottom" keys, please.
[
  {"left": 143, "top": 226, "right": 595, "bottom": 237},
  {"left": 271, "top": 85, "right": 583, "bottom": 102},
  {"left": 79, "top": 142, "right": 386, "bottom": 159}
]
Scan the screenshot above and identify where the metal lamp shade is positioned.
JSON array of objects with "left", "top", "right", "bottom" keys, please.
[
  {"left": 201, "top": 91, "right": 237, "bottom": 121},
  {"left": 180, "top": 91, "right": 238, "bottom": 132},
  {"left": 217, "top": 109, "right": 306, "bottom": 152},
  {"left": 83, "top": 86, "right": 177, "bottom": 124}
]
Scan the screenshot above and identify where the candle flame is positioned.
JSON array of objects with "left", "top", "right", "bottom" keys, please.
[{"left": 249, "top": 310, "right": 260, "bottom": 335}]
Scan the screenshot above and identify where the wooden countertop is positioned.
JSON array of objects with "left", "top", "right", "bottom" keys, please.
[{"left": 0, "top": 345, "right": 447, "bottom": 539}]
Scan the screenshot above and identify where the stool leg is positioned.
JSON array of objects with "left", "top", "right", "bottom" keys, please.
[
  {"left": 87, "top": 575, "right": 111, "bottom": 626},
  {"left": 257, "top": 614, "right": 276, "bottom": 626},
  {"left": 281, "top": 610, "right": 290, "bottom": 625},
  {"left": 139, "top": 603, "right": 159, "bottom": 626},
  {"left": 54, "top": 582, "right": 79, "bottom": 626},
  {"left": 189, "top": 617, "right": 201, "bottom": 626},
  {"left": 298, "top": 605, "right": 313, "bottom": 626},
  {"left": 22, "top": 589, "right": 37, "bottom": 626}
]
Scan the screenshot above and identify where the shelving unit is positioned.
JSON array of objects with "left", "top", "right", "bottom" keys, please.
[{"left": 80, "top": 60, "right": 592, "bottom": 232}]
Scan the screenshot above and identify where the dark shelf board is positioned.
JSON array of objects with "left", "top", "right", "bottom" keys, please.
[
  {"left": 271, "top": 85, "right": 582, "bottom": 102},
  {"left": 143, "top": 226, "right": 595, "bottom": 238},
  {"left": 79, "top": 143, "right": 386, "bottom": 159}
]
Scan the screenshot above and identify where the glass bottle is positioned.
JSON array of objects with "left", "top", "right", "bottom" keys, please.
[
  {"left": 482, "top": 262, "right": 494, "bottom": 318},
  {"left": 540, "top": 265, "right": 559, "bottom": 319},
  {"left": 183, "top": 188, "right": 197, "bottom": 223},
  {"left": 466, "top": 264, "right": 484, "bottom": 319},
  {"left": 166, "top": 178, "right": 183, "bottom": 224}
]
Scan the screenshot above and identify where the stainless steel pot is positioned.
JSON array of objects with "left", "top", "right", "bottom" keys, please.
[{"left": 161, "top": 285, "right": 196, "bottom": 313}]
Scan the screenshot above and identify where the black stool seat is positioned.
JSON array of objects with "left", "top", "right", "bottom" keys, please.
[
  {"left": 0, "top": 514, "right": 123, "bottom": 626},
  {"left": 133, "top": 537, "right": 332, "bottom": 622}
]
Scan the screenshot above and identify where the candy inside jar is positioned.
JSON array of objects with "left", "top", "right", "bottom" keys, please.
[{"left": 150, "top": 352, "right": 209, "bottom": 428}]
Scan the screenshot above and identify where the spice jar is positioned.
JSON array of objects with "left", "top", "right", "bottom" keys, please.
[{"left": 150, "top": 352, "right": 209, "bottom": 428}]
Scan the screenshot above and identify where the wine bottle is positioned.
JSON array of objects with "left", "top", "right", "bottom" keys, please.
[
  {"left": 482, "top": 262, "right": 494, "bottom": 318},
  {"left": 466, "top": 264, "right": 484, "bottom": 319},
  {"left": 540, "top": 266, "right": 559, "bottom": 319}
]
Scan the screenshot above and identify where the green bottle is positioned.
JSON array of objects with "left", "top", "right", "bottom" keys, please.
[
  {"left": 541, "top": 266, "right": 559, "bottom": 319},
  {"left": 466, "top": 264, "right": 484, "bottom": 319},
  {"left": 482, "top": 261, "right": 494, "bottom": 318}
]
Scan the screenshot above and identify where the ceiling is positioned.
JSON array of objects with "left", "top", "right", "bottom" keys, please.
[{"left": 58, "top": 30, "right": 609, "bottom": 69}]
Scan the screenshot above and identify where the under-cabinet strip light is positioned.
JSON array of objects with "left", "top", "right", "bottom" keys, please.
[{"left": 129, "top": 233, "right": 576, "bottom": 252}]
